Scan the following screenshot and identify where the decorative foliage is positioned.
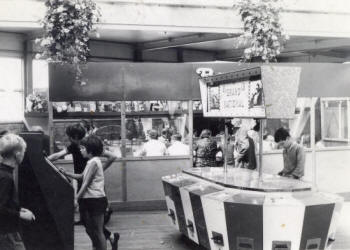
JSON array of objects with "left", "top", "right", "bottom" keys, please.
[
  {"left": 36, "top": 0, "right": 101, "bottom": 79},
  {"left": 235, "top": 0, "right": 289, "bottom": 62},
  {"left": 26, "top": 93, "right": 48, "bottom": 112}
]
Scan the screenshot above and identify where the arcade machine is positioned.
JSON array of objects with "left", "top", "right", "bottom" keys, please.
[
  {"left": 18, "top": 132, "right": 74, "bottom": 250},
  {"left": 162, "top": 66, "right": 344, "bottom": 250}
]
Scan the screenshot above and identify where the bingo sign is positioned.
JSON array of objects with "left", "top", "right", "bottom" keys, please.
[{"left": 199, "top": 68, "right": 266, "bottom": 118}]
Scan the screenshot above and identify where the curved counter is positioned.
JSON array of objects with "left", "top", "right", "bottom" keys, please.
[{"left": 162, "top": 168, "right": 343, "bottom": 250}]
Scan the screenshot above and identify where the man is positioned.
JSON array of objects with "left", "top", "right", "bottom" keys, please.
[
  {"left": 0, "top": 133, "right": 36, "bottom": 250},
  {"left": 137, "top": 129, "right": 167, "bottom": 156},
  {"left": 274, "top": 127, "right": 305, "bottom": 179},
  {"left": 167, "top": 134, "right": 189, "bottom": 156}
]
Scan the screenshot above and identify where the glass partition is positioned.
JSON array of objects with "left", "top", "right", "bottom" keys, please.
[{"left": 125, "top": 101, "right": 190, "bottom": 157}]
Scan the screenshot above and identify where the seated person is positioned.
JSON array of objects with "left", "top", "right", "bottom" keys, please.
[
  {"left": 167, "top": 134, "right": 189, "bottom": 156},
  {"left": 136, "top": 129, "right": 167, "bottom": 157}
]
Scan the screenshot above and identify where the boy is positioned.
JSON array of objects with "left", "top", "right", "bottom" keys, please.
[
  {"left": 48, "top": 124, "right": 118, "bottom": 247},
  {"left": 274, "top": 127, "right": 305, "bottom": 179},
  {"left": 60, "top": 135, "right": 119, "bottom": 250},
  {"left": 0, "top": 133, "right": 36, "bottom": 250}
]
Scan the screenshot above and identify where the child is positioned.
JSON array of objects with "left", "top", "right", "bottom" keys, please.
[
  {"left": 0, "top": 133, "right": 36, "bottom": 250},
  {"left": 60, "top": 135, "right": 119, "bottom": 250},
  {"left": 48, "top": 123, "right": 117, "bottom": 220}
]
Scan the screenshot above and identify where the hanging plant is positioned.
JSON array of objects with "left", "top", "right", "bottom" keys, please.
[
  {"left": 36, "top": 0, "right": 101, "bottom": 81},
  {"left": 234, "top": 0, "right": 289, "bottom": 62}
]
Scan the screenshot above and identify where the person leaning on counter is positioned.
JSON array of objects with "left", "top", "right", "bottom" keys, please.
[{"left": 274, "top": 127, "right": 305, "bottom": 179}]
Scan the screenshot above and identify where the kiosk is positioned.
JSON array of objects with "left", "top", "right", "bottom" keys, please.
[{"left": 162, "top": 66, "right": 344, "bottom": 250}]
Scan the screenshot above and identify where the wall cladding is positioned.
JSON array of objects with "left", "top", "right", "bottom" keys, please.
[{"left": 0, "top": 123, "right": 26, "bottom": 134}]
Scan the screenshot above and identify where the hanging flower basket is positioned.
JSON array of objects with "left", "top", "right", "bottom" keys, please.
[
  {"left": 235, "top": 0, "right": 289, "bottom": 62},
  {"left": 36, "top": 0, "right": 101, "bottom": 81}
]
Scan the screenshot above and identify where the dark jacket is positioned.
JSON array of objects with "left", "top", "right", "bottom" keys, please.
[{"left": 0, "top": 163, "right": 20, "bottom": 234}]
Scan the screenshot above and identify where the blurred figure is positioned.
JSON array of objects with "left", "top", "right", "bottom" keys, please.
[
  {"left": 262, "top": 134, "right": 276, "bottom": 151},
  {"left": 167, "top": 134, "right": 189, "bottom": 156},
  {"left": 315, "top": 134, "right": 325, "bottom": 148},
  {"left": 193, "top": 129, "right": 217, "bottom": 167},
  {"left": 300, "top": 134, "right": 311, "bottom": 148},
  {"left": 158, "top": 128, "right": 171, "bottom": 147},
  {"left": 234, "top": 127, "right": 257, "bottom": 170},
  {"left": 136, "top": 129, "right": 167, "bottom": 156},
  {"left": 274, "top": 127, "right": 305, "bottom": 179}
]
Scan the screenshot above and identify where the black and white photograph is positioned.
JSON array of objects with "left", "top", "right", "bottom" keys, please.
[{"left": 1, "top": 1, "right": 350, "bottom": 250}]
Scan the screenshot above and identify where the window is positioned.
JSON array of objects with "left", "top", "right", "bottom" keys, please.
[
  {"left": 0, "top": 57, "right": 24, "bottom": 121},
  {"left": 32, "top": 59, "right": 49, "bottom": 91},
  {"left": 321, "top": 98, "right": 350, "bottom": 146},
  {"left": 126, "top": 101, "right": 190, "bottom": 157}
]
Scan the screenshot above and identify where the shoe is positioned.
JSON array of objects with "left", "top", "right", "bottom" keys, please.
[{"left": 111, "top": 232, "right": 120, "bottom": 250}]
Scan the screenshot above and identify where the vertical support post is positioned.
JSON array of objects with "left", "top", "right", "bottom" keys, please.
[
  {"left": 48, "top": 101, "right": 54, "bottom": 154},
  {"left": 320, "top": 99, "right": 325, "bottom": 140},
  {"left": 258, "top": 119, "right": 264, "bottom": 177},
  {"left": 311, "top": 97, "right": 317, "bottom": 190},
  {"left": 121, "top": 101, "right": 127, "bottom": 202},
  {"left": 224, "top": 119, "right": 229, "bottom": 173},
  {"left": 338, "top": 101, "right": 342, "bottom": 138},
  {"left": 188, "top": 100, "right": 193, "bottom": 167},
  {"left": 347, "top": 99, "right": 350, "bottom": 143}
]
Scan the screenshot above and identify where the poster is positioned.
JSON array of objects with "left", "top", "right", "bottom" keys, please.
[{"left": 202, "top": 78, "right": 266, "bottom": 118}]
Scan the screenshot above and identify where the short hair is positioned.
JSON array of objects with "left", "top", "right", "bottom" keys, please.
[
  {"left": 200, "top": 129, "right": 211, "bottom": 138},
  {"left": 274, "top": 128, "right": 290, "bottom": 143},
  {"left": 79, "top": 119, "right": 94, "bottom": 133},
  {"left": 0, "top": 133, "right": 27, "bottom": 158},
  {"left": 172, "top": 133, "right": 182, "bottom": 141},
  {"left": 31, "top": 126, "right": 44, "bottom": 133},
  {"left": 66, "top": 124, "right": 86, "bottom": 140},
  {"left": 148, "top": 129, "right": 158, "bottom": 139},
  {"left": 80, "top": 135, "right": 103, "bottom": 156}
]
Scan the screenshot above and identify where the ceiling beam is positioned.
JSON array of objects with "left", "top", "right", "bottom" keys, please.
[
  {"left": 216, "top": 38, "right": 350, "bottom": 60},
  {"left": 138, "top": 33, "right": 238, "bottom": 51}
]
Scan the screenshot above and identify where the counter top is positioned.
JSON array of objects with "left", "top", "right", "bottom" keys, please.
[{"left": 182, "top": 167, "right": 312, "bottom": 192}]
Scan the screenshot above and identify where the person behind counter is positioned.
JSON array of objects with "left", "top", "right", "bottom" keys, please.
[
  {"left": 60, "top": 135, "right": 118, "bottom": 250},
  {"left": 167, "top": 133, "right": 189, "bottom": 156},
  {"left": 193, "top": 129, "right": 217, "bottom": 167},
  {"left": 135, "top": 129, "right": 167, "bottom": 156},
  {"left": 0, "top": 133, "right": 36, "bottom": 250},
  {"left": 274, "top": 127, "right": 305, "bottom": 179},
  {"left": 234, "top": 127, "right": 257, "bottom": 170}
]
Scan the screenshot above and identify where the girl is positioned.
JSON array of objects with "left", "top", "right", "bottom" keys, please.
[{"left": 61, "top": 135, "right": 118, "bottom": 250}]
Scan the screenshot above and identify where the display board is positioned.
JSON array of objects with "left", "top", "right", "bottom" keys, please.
[{"left": 199, "top": 67, "right": 266, "bottom": 118}]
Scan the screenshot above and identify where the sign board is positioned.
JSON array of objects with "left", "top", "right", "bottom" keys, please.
[{"left": 199, "top": 67, "right": 266, "bottom": 118}]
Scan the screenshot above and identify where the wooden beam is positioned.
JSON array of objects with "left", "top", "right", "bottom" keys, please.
[
  {"left": 216, "top": 38, "right": 350, "bottom": 60},
  {"left": 138, "top": 33, "right": 237, "bottom": 51}
]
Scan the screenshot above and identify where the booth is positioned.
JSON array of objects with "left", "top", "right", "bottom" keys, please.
[
  {"left": 46, "top": 62, "right": 350, "bottom": 211},
  {"left": 162, "top": 65, "right": 345, "bottom": 250}
]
